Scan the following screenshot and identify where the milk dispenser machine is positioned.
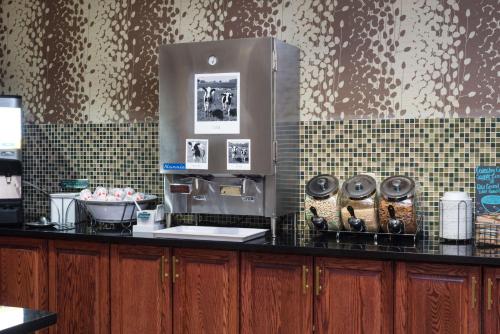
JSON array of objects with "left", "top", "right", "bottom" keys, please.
[
  {"left": 0, "top": 96, "right": 23, "bottom": 226},
  {"left": 159, "top": 38, "right": 300, "bottom": 237}
]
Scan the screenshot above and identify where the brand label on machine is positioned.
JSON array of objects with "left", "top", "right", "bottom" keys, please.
[{"left": 163, "top": 163, "right": 186, "bottom": 171}]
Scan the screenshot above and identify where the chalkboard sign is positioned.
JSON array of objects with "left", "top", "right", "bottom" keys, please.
[{"left": 475, "top": 166, "right": 500, "bottom": 221}]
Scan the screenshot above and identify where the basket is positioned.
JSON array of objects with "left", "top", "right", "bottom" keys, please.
[{"left": 475, "top": 221, "right": 500, "bottom": 247}]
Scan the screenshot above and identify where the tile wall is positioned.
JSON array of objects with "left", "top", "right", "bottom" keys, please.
[
  {"left": 23, "top": 118, "right": 498, "bottom": 236},
  {"left": 301, "top": 117, "right": 498, "bottom": 237},
  {"left": 23, "top": 123, "right": 162, "bottom": 221}
]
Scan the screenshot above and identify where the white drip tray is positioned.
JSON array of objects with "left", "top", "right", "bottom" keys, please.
[{"left": 154, "top": 225, "right": 268, "bottom": 242}]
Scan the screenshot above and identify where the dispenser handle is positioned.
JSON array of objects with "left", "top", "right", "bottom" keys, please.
[
  {"left": 388, "top": 205, "right": 396, "bottom": 219},
  {"left": 347, "top": 206, "right": 356, "bottom": 218}
]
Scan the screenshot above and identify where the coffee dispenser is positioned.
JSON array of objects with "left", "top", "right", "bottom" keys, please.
[
  {"left": 0, "top": 96, "right": 23, "bottom": 225},
  {"left": 159, "top": 38, "right": 300, "bottom": 237}
]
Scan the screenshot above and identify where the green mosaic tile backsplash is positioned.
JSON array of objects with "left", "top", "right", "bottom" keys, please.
[
  {"left": 23, "top": 118, "right": 498, "bottom": 237},
  {"left": 301, "top": 118, "right": 498, "bottom": 237},
  {"left": 23, "top": 123, "right": 163, "bottom": 221}
]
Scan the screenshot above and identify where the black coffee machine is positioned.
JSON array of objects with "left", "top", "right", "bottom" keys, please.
[{"left": 0, "top": 96, "right": 23, "bottom": 226}]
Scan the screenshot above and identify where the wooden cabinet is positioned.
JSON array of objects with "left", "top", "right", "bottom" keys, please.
[
  {"left": 0, "top": 237, "right": 48, "bottom": 310},
  {"left": 2, "top": 235, "right": 499, "bottom": 334},
  {"left": 395, "top": 262, "right": 481, "bottom": 334},
  {"left": 241, "top": 252, "right": 313, "bottom": 334},
  {"left": 484, "top": 267, "right": 500, "bottom": 334},
  {"left": 173, "top": 248, "right": 238, "bottom": 334},
  {"left": 48, "top": 240, "right": 109, "bottom": 334},
  {"left": 111, "top": 244, "right": 171, "bottom": 334},
  {"left": 315, "top": 257, "right": 393, "bottom": 334}
]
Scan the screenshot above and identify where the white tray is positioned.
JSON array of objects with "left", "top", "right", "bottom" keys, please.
[
  {"left": 154, "top": 225, "right": 268, "bottom": 242},
  {"left": 133, "top": 223, "right": 166, "bottom": 237}
]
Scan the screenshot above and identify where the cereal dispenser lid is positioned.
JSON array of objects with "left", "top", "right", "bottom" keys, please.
[
  {"left": 342, "top": 174, "right": 376, "bottom": 200},
  {"left": 306, "top": 175, "right": 339, "bottom": 199},
  {"left": 380, "top": 175, "right": 415, "bottom": 200}
]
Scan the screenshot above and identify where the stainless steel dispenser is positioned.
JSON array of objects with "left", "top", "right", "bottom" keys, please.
[
  {"left": 0, "top": 96, "right": 23, "bottom": 225},
  {"left": 159, "top": 38, "right": 300, "bottom": 237}
]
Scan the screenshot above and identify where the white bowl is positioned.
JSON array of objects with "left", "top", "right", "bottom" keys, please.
[{"left": 78, "top": 195, "right": 157, "bottom": 223}]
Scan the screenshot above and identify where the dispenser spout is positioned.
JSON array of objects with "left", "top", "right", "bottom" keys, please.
[{"left": 241, "top": 177, "right": 257, "bottom": 197}]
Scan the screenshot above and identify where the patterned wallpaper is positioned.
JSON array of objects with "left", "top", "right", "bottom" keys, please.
[{"left": 0, "top": 0, "right": 498, "bottom": 122}]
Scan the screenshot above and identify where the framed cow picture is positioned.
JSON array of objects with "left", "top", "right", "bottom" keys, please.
[
  {"left": 194, "top": 72, "right": 240, "bottom": 134},
  {"left": 185, "top": 139, "right": 209, "bottom": 170},
  {"left": 227, "top": 139, "right": 251, "bottom": 170}
]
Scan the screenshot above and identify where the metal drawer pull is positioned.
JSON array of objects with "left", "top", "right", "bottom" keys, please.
[
  {"left": 315, "top": 266, "right": 322, "bottom": 296},
  {"left": 164, "top": 256, "right": 169, "bottom": 279},
  {"left": 172, "top": 256, "right": 179, "bottom": 283},
  {"left": 471, "top": 276, "right": 477, "bottom": 309},
  {"left": 302, "top": 265, "right": 309, "bottom": 294},
  {"left": 160, "top": 256, "right": 165, "bottom": 283},
  {"left": 487, "top": 278, "right": 493, "bottom": 310}
]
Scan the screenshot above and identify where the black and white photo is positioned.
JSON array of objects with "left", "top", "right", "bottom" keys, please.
[
  {"left": 227, "top": 139, "right": 251, "bottom": 170},
  {"left": 185, "top": 139, "right": 208, "bottom": 170},
  {"left": 194, "top": 73, "right": 240, "bottom": 134}
]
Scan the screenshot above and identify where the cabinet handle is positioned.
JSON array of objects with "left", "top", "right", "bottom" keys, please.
[
  {"left": 487, "top": 278, "right": 493, "bottom": 311},
  {"left": 164, "top": 256, "right": 169, "bottom": 279},
  {"left": 315, "top": 266, "right": 322, "bottom": 296},
  {"left": 160, "top": 256, "right": 165, "bottom": 283},
  {"left": 471, "top": 276, "right": 477, "bottom": 309},
  {"left": 172, "top": 256, "right": 179, "bottom": 283},
  {"left": 302, "top": 265, "right": 309, "bottom": 294}
]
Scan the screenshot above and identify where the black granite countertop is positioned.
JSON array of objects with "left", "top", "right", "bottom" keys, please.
[
  {"left": 0, "top": 306, "right": 56, "bottom": 334},
  {"left": 0, "top": 224, "right": 498, "bottom": 266}
]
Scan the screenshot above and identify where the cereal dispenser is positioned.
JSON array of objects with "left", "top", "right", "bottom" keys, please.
[
  {"left": 304, "top": 175, "right": 341, "bottom": 231},
  {"left": 339, "top": 174, "right": 379, "bottom": 232},
  {"left": 379, "top": 176, "right": 419, "bottom": 234}
]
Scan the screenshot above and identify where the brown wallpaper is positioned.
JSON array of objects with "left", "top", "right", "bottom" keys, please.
[{"left": 0, "top": 0, "right": 498, "bottom": 123}]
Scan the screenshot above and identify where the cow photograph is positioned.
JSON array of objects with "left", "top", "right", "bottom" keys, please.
[
  {"left": 227, "top": 139, "right": 251, "bottom": 171},
  {"left": 194, "top": 73, "right": 240, "bottom": 134},
  {"left": 185, "top": 139, "right": 209, "bottom": 170}
]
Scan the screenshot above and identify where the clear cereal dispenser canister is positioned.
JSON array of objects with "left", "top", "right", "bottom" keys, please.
[
  {"left": 379, "top": 175, "right": 418, "bottom": 234},
  {"left": 304, "top": 175, "right": 341, "bottom": 232},
  {"left": 339, "top": 174, "right": 379, "bottom": 232}
]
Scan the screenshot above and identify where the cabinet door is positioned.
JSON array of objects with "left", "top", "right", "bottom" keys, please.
[
  {"left": 241, "top": 252, "right": 313, "bottom": 334},
  {"left": 111, "top": 244, "right": 171, "bottom": 334},
  {"left": 395, "top": 262, "right": 480, "bottom": 334},
  {"left": 173, "top": 248, "right": 238, "bottom": 334},
  {"left": 315, "top": 257, "right": 393, "bottom": 334},
  {"left": 484, "top": 267, "right": 500, "bottom": 334},
  {"left": 49, "top": 240, "right": 109, "bottom": 334},
  {"left": 0, "top": 237, "right": 48, "bottom": 310}
]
